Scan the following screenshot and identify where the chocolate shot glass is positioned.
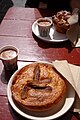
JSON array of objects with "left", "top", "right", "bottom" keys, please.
[
  {"left": 0, "top": 46, "right": 19, "bottom": 71},
  {"left": 37, "top": 17, "right": 52, "bottom": 37}
]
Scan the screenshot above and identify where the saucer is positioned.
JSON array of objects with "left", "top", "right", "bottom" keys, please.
[{"left": 32, "top": 20, "right": 68, "bottom": 42}]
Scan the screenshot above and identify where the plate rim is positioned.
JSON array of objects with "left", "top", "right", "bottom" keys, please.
[
  {"left": 7, "top": 61, "right": 75, "bottom": 120},
  {"left": 32, "top": 20, "right": 68, "bottom": 43}
]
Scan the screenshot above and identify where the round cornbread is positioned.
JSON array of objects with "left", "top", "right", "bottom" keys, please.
[{"left": 11, "top": 62, "right": 66, "bottom": 111}]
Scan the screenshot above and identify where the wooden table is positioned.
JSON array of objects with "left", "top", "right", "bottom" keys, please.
[{"left": 0, "top": 7, "right": 80, "bottom": 120}]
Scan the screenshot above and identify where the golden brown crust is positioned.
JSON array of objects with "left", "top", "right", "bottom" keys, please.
[
  {"left": 52, "top": 10, "right": 71, "bottom": 34},
  {"left": 11, "top": 63, "right": 66, "bottom": 111}
]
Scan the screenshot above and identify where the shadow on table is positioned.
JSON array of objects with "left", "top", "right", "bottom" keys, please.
[
  {"left": 37, "top": 8, "right": 57, "bottom": 17},
  {"left": 32, "top": 33, "right": 73, "bottom": 53},
  {"left": 0, "top": 0, "right": 13, "bottom": 23},
  {"left": 0, "top": 67, "right": 18, "bottom": 84}
]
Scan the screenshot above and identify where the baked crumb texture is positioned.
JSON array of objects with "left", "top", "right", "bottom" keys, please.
[
  {"left": 52, "top": 10, "right": 71, "bottom": 34},
  {"left": 11, "top": 63, "right": 66, "bottom": 111}
]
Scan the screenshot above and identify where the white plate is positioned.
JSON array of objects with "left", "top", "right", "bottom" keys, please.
[
  {"left": 32, "top": 20, "right": 68, "bottom": 42},
  {"left": 7, "top": 62, "right": 75, "bottom": 120}
]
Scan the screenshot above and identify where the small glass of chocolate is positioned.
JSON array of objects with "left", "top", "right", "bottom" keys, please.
[
  {"left": 0, "top": 45, "right": 19, "bottom": 70},
  {"left": 37, "top": 17, "right": 52, "bottom": 37}
]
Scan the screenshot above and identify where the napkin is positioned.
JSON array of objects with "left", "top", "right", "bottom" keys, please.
[
  {"left": 66, "top": 8, "right": 80, "bottom": 47},
  {"left": 66, "top": 23, "right": 80, "bottom": 47},
  {"left": 52, "top": 60, "right": 80, "bottom": 113}
]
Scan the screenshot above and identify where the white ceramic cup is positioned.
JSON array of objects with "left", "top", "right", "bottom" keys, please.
[
  {"left": 0, "top": 45, "right": 19, "bottom": 70},
  {"left": 37, "top": 17, "right": 52, "bottom": 37}
]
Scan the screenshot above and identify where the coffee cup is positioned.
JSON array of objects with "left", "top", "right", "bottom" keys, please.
[
  {"left": 0, "top": 45, "right": 19, "bottom": 70},
  {"left": 37, "top": 17, "right": 52, "bottom": 37}
]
